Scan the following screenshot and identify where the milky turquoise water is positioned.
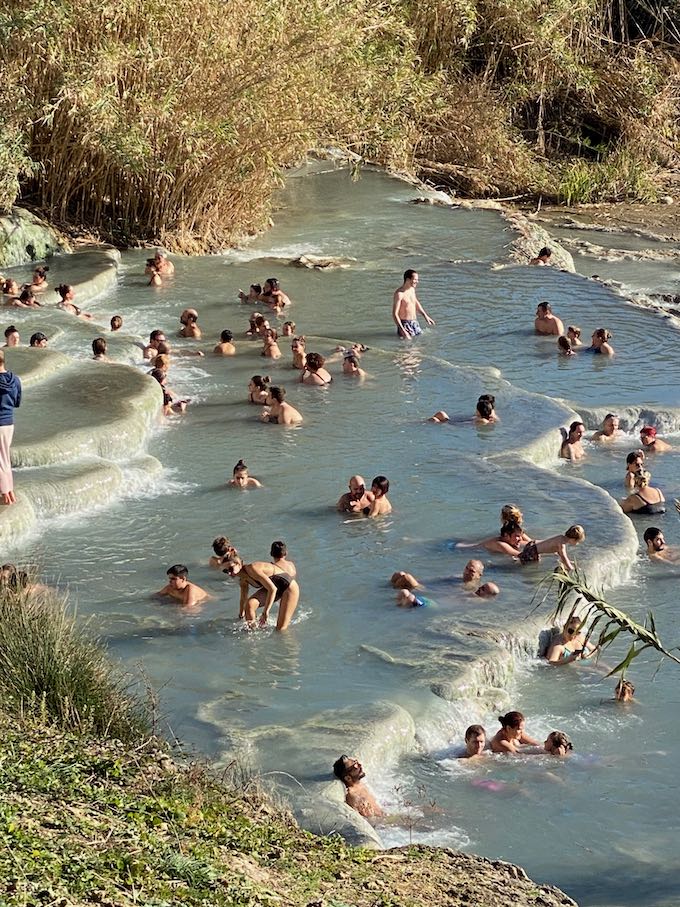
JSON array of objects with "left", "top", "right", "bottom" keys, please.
[{"left": 3, "top": 164, "right": 680, "bottom": 905}]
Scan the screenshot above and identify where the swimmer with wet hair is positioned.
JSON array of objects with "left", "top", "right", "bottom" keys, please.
[
  {"left": 390, "top": 571, "right": 422, "bottom": 590},
  {"left": 546, "top": 613, "right": 598, "bottom": 663},
  {"left": 518, "top": 525, "right": 586, "bottom": 571},
  {"left": 110, "top": 315, "right": 123, "bottom": 332},
  {"left": 363, "top": 475, "right": 391, "bottom": 518},
  {"left": 143, "top": 330, "right": 167, "bottom": 359},
  {"left": 560, "top": 421, "right": 585, "bottom": 460},
  {"left": 228, "top": 459, "right": 262, "bottom": 488},
  {"left": 544, "top": 731, "right": 573, "bottom": 756},
  {"left": 145, "top": 251, "right": 175, "bottom": 277},
  {"left": 461, "top": 725, "right": 487, "bottom": 758},
  {"left": 262, "top": 328, "right": 282, "bottom": 360},
  {"left": 214, "top": 329, "right": 236, "bottom": 356},
  {"left": 179, "top": 309, "right": 201, "bottom": 339},
  {"left": 248, "top": 375, "right": 270, "bottom": 405},
  {"left": 535, "top": 301, "right": 564, "bottom": 336},
  {"left": 291, "top": 336, "right": 306, "bottom": 370},
  {"left": 209, "top": 536, "right": 237, "bottom": 568},
  {"left": 3, "top": 326, "right": 19, "bottom": 347},
  {"left": 29, "top": 332, "right": 48, "bottom": 348},
  {"left": 332, "top": 755, "right": 383, "bottom": 819},
  {"left": 260, "top": 277, "right": 291, "bottom": 311},
  {"left": 640, "top": 425, "right": 672, "bottom": 453},
  {"left": 530, "top": 247, "right": 552, "bottom": 266},
  {"left": 490, "top": 711, "right": 540, "bottom": 754},
  {"left": 567, "top": 325, "right": 583, "bottom": 347},
  {"left": 156, "top": 564, "right": 210, "bottom": 607},
  {"left": 475, "top": 582, "right": 500, "bottom": 598},
  {"left": 624, "top": 450, "right": 645, "bottom": 488},
  {"left": 300, "top": 351, "right": 332, "bottom": 385},
  {"left": 282, "top": 320, "right": 296, "bottom": 336},
  {"left": 260, "top": 386, "right": 303, "bottom": 425},
  {"left": 238, "top": 284, "right": 262, "bottom": 304},
  {"left": 342, "top": 353, "right": 366, "bottom": 378},
  {"left": 643, "top": 527, "right": 680, "bottom": 563},
  {"left": 458, "top": 521, "right": 523, "bottom": 558},
  {"left": 14, "top": 288, "right": 41, "bottom": 309},
  {"left": 557, "top": 336, "right": 574, "bottom": 356},
  {"left": 55, "top": 284, "right": 92, "bottom": 318},
  {"left": 615, "top": 679, "right": 635, "bottom": 702},
  {"left": 31, "top": 265, "right": 49, "bottom": 290},
  {"left": 270, "top": 540, "right": 297, "bottom": 578},
  {"left": 475, "top": 395, "right": 498, "bottom": 424},
  {"left": 91, "top": 337, "right": 108, "bottom": 360},
  {"left": 588, "top": 328, "right": 614, "bottom": 356},
  {"left": 1, "top": 278, "right": 20, "bottom": 298},
  {"left": 150, "top": 367, "right": 189, "bottom": 415},
  {"left": 592, "top": 413, "right": 622, "bottom": 443}
]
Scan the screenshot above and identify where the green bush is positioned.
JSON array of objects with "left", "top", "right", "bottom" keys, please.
[{"left": 0, "top": 580, "right": 149, "bottom": 741}]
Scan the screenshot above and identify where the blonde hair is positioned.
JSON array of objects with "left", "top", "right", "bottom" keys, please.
[
  {"left": 565, "top": 525, "right": 585, "bottom": 542},
  {"left": 501, "top": 504, "right": 523, "bottom": 524},
  {"left": 634, "top": 470, "right": 651, "bottom": 488}
]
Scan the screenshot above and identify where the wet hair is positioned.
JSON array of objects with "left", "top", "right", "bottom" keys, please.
[
  {"left": 615, "top": 678, "right": 635, "bottom": 699},
  {"left": 250, "top": 375, "right": 270, "bottom": 390},
  {"left": 265, "top": 328, "right": 279, "bottom": 341},
  {"left": 4, "top": 325, "right": 17, "bottom": 339},
  {"left": 501, "top": 504, "right": 524, "bottom": 526},
  {"left": 371, "top": 475, "right": 390, "bottom": 496},
  {"left": 403, "top": 268, "right": 417, "bottom": 281},
  {"left": 254, "top": 315, "right": 267, "bottom": 328},
  {"left": 567, "top": 325, "right": 581, "bottom": 337},
  {"left": 568, "top": 420, "right": 584, "bottom": 437},
  {"left": 19, "top": 288, "right": 36, "bottom": 304},
  {"left": 500, "top": 520, "right": 521, "bottom": 539},
  {"left": 269, "top": 386, "right": 285, "bottom": 403},
  {"left": 212, "top": 536, "right": 235, "bottom": 557},
  {"left": 476, "top": 399, "right": 494, "bottom": 419},
  {"left": 220, "top": 329, "right": 233, "bottom": 343},
  {"left": 640, "top": 425, "right": 657, "bottom": 438},
  {"left": 150, "top": 329, "right": 165, "bottom": 342},
  {"left": 305, "top": 352, "right": 325, "bottom": 371},
  {"left": 565, "top": 524, "right": 586, "bottom": 542},
  {"left": 344, "top": 354, "right": 359, "bottom": 367},
  {"left": 250, "top": 283, "right": 262, "bottom": 295},
  {"left": 537, "top": 301, "right": 551, "bottom": 314},
  {"left": 29, "top": 332, "right": 47, "bottom": 346},
  {"left": 498, "top": 711, "right": 524, "bottom": 729},
  {"left": 34, "top": 266, "right": 49, "bottom": 279},
  {"left": 546, "top": 731, "right": 573, "bottom": 752},
  {"left": 55, "top": 283, "right": 71, "bottom": 299},
  {"left": 154, "top": 354, "right": 170, "bottom": 372},
  {"left": 156, "top": 342, "right": 171, "bottom": 355},
  {"left": 222, "top": 554, "right": 244, "bottom": 574},
  {"left": 604, "top": 413, "right": 617, "bottom": 422},
  {"left": 150, "top": 368, "right": 166, "bottom": 385},
  {"left": 92, "top": 337, "right": 107, "bottom": 356},
  {"left": 333, "top": 755, "right": 351, "bottom": 781},
  {"left": 270, "top": 540, "right": 287, "bottom": 559},
  {"left": 291, "top": 336, "right": 306, "bottom": 348},
  {"left": 166, "top": 564, "right": 188, "bottom": 578},
  {"left": 478, "top": 394, "right": 495, "bottom": 406},
  {"left": 265, "top": 277, "right": 280, "bottom": 291},
  {"left": 626, "top": 450, "right": 644, "bottom": 466},
  {"left": 594, "top": 328, "right": 612, "bottom": 341},
  {"left": 110, "top": 315, "right": 123, "bottom": 331},
  {"left": 643, "top": 526, "right": 662, "bottom": 544},
  {"left": 232, "top": 459, "right": 248, "bottom": 475},
  {"left": 465, "top": 724, "right": 485, "bottom": 741},
  {"left": 557, "top": 336, "right": 572, "bottom": 353},
  {"left": 538, "top": 247, "right": 551, "bottom": 258},
  {"left": 283, "top": 321, "right": 295, "bottom": 331}
]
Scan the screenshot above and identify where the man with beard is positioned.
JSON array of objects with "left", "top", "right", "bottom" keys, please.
[{"left": 332, "top": 755, "right": 383, "bottom": 819}]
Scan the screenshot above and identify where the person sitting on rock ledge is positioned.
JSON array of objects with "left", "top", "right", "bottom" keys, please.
[
  {"left": 529, "top": 247, "right": 552, "bottom": 266},
  {"left": 333, "top": 755, "right": 383, "bottom": 819}
]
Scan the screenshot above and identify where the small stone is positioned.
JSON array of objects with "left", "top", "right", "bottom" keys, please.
[{"left": 660, "top": 195, "right": 674, "bottom": 205}]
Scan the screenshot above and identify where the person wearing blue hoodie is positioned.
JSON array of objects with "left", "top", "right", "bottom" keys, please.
[{"left": 0, "top": 349, "right": 21, "bottom": 505}]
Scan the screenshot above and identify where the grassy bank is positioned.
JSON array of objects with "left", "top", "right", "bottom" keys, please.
[
  {"left": 0, "top": 0, "right": 678, "bottom": 250},
  {"left": 0, "top": 582, "right": 579, "bottom": 906}
]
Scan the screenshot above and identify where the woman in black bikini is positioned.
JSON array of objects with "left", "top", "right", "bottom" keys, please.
[
  {"left": 223, "top": 555, "right": 300, "bottom": 630},
  {"left": 620, "top": 469, "right": 666, "bottom": 515}
]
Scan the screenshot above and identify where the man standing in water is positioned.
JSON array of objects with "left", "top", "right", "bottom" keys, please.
[
  {"left": 0, "top": 349, "right": 21, "bottom": 505},
  {"left": 392, "top": 269, "right": 435, "bottom": 339},
  {"left": 333, "top": 755, "right": 383, "bottom": 819}
]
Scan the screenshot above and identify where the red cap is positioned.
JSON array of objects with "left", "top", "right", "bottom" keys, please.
[{"left": 641, "top": 426, "right": 657, "bottom": 437}]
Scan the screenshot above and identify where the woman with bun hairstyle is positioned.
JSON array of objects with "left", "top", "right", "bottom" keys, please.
[
  {"left": 228, "top": 459, "right": 262, "bottom": 488},
  {"left": 248, "top": 375, "right": 270, "bottom": 404},
  {"left": 55, "top": 284, "right": 92, "bottom": 318},
  {"left": 490, "top": 711, "right": 540, "bottom": 754}
]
